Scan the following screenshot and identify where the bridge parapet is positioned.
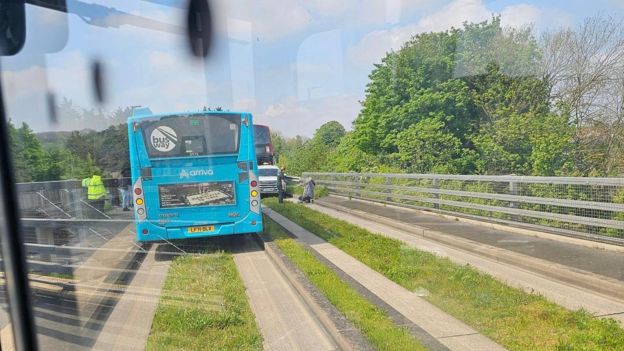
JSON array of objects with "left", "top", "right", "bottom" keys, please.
[
  {"left": 16, "top": 178, "right": 130, "bottom": 219},
  {"left": 305, "top": 172, "right": 624, "bottom": 245}
]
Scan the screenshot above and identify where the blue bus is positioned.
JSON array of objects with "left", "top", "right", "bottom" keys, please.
[{"left": 127, "top": 107, "right": 262, "bottom": 242}]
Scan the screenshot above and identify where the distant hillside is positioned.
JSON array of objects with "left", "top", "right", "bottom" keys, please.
[{"left": 36, "top": 129, "right": 96, "bottom": 148}]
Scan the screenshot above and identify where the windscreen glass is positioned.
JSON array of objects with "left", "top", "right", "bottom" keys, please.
[
  {"left": 1, "top": 1, "right": 624, "bottom": 351},
  {"left": 258, "top": 168, "right": 278, "bottom": 177}
]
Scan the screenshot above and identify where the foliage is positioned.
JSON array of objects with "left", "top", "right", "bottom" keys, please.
[
  {"left": 8, "top": 102, "right": 131, "bottom": 182},
  {"left": 276, "top": 121, "right": 347, "bottom": 176},
  {"left": 7, "top": 121, "right": 73, "bottom": 182},
  {"left": 396, "top": 118, "right": 466, "bottom": 173},
  {"left": 312, "top": 120, "right": 345, "bottom": 147},
  {"left": 274, "top": 17, "right": 586, "bottom": 176}
]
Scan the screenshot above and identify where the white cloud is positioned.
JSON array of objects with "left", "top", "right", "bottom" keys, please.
[
  {"left": 233, "top": 98, "right": 258, "bottom": 111},
  {"left": 417, "top": 0, "right": 490, "bottom": 32},
  {"left": 122, "top": 77, "right": 209, "bottom": 113},
  {"left": 2, "top": 51, "right": 90, "bottom": 104},
  {"left": 215, "top": 0, "right": 312, "bottom": 41},
  {"left": 257, "top": 94, "right": 360, "bottom": 137},
  {"left": 148, "top": 51, "right": 177, "bottom": 70},
  {"left": 1, "top": 65, "right": 48, "bottom": 102},
  {"left": 305, "top": 0, "right": 354, "bottom": 18},
  {"left": 347, "top": 25, "right": 416, "bottom": 66},
  {"left": 501, "top": 4, "right": 542, "bottom": 28},
  {"left": 215, "top": 0, "right": 440, "bottom": 41},
  {"left": 305, "top": 0, "right": 439, "bottom": 26},
  {"left": 0, "top": 51, "right": 92, "bottom": 131},
  {"left": 348, "top": 0, "right": 543, "bottom": 68}
]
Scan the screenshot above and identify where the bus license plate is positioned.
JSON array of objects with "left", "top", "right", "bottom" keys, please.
[{"left": 188, "top": 225, "right": 214, "bottom": 234}]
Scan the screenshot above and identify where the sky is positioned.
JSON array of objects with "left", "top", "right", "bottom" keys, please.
[{"left": 1, "top": 0, "right": 623, "bottom": 137}]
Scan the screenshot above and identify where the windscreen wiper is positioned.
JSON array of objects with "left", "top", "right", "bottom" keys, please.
[
  {"left": 25, "top": 0, "right": 184, "bottom": 34},
  {"left": 140, "top": 0, "right": 185, "bottom": 8}
]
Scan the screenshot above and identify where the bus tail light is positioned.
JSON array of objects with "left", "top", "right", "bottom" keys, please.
[
  {"left": 249, "top": 171, "right": 260, "bottom": 214},
  {"left": 133, "top": 177, "right": 147, "bottom": 221}
]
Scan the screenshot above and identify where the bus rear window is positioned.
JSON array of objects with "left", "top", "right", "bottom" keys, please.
[{"left": 141, "top": 114, "right": 241, "bottom": 158}]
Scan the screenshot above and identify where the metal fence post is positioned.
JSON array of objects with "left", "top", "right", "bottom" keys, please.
[
  {"left": 432, "top": 178, "right": 440, "bottom": 209},
  {"left": 385, "top": 176, "right": 391, "bottom": 202},
  {"left": 509, "top": 180, "right": 519, "bottom": 221},
  {"left": 70, "top": 187, "right": 88, "bottom": 245},
  {"left": 60, "top": 189, "right": 71, "bottom": 210},
  {"left": 35, "top": 227, "right": 53, "bottom": 263}
]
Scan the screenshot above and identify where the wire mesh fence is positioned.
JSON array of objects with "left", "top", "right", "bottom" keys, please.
[{"left": 304, "top": 172, "right": 624, "bottom": 244}]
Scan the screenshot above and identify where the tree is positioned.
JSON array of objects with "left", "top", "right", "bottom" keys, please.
[
  {"left": 347, "top": 17, "right": 558, "bottom": 175},
  {"left": 313, "top": 121, "right": 346, "bottom": 147},
  {"left": 396, "top": 118, "right": 466, "bottom": 173},
  {"left": 541, "top": 15, "right": 624, "bottom": 175},
  {"left": 8, "top": 122, "right": 49, "bottom": 182}
]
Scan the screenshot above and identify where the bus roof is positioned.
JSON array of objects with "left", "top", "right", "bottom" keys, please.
[{"left": 128, "top": 107, "right": 251, "bottom": 122}]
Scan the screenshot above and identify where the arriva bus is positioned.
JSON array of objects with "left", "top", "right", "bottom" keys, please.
[{"left": 128, "top": 107, "right": 262, "bottom": 242}]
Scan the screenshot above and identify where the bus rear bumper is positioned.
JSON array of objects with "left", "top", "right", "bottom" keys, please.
[{"left": 135, "top": 212, "right": 263, "bottom": 242}]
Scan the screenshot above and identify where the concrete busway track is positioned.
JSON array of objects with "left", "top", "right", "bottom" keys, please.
[
  {"left": 311, "top": 196, "right": 624, "bottom": 325},
  {"left": 0, "top": 221, "right": 162, "bottom": 351},
  {"left": 264, "top": 208, "right": 507, "bottom": 351},
  {"left": 234, "top": 233, "right": 350, "bottom": 351}
]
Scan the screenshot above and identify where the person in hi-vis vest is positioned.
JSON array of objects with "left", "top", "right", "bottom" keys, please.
[{"left": 82, "top": 175, "right": 106, "bottom": 211}]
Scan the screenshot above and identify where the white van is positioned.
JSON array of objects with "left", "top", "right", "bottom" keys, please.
[{"left": 258, "top": 165, "right": 285, "bottom": 195}]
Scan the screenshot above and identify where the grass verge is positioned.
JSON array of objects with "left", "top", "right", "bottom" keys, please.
[
  {"left": 289, "top": 184, "right": 329, "bottom": 199},
  {"left": 262, "top": 216, "right": 427, "bottom": 351},
  {"left": 265, "top": 199, "right": 624, "bottom": 351},
  {"left": 146, "top": 253, "right": 262, "bottom": 351}
]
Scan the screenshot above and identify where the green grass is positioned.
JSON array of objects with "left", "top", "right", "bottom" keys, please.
[
  {"left": 35, "top": 272, "right": 74, "bottom": 280},
  {"left": 146, "top": 253, "right": 262, "bottom": 351},
  {"left": 264, "top": 199, "right": 624, "bottom": 351},
  {"left": 287, "top": 184, "right": 302, "bottom": 195},
  {"left": 262, "top": 217, "right": 427, "bottom": 351},
  {"left": 290, "top": 184, "right": 329, "bottom": 198}
]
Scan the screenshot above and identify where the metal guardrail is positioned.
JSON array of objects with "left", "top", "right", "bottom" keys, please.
[
  {"left": 304, "top": 172, "right": 624, "bottom": 244},
  {"left": 20, "top": 218, "right": 136, "bottom": 275},
  {"left": 16, "top": 177, "right": 130, "bottom": 219}
]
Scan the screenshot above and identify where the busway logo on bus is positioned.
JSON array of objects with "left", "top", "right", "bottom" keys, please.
[
  {"left": 151, "top": 126, "right": 177, "bottom": 152},
  {"left": 179, "top": 169, "right": 214, "bottom": 179}
]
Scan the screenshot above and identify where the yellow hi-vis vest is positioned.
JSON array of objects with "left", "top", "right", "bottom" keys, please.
[{"left": 82, "top": 175, "right": 106, "bottom": 200}]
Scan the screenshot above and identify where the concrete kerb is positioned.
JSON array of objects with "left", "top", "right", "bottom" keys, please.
[
  {"left": 263, "top": 208, "right": 507, "bottom": 351},
  {"left": 316, "top": 199, "right": 624, "bottom": 303},
  {"left": 91, "top": 245, "right": 171, "bottom": 351},
  {"left": 263, "top": 216, "right": 451, "bottom": 351},
  {"left": 330, "top": 194, "right": 624, "bottom": 253},
  {"left": 259, "top": 231, "right": 370, "bottom": 351}
]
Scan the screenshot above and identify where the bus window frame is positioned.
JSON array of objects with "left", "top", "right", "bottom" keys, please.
[
  {"left": 138, "top": 113, "right": 242, "bottom": 159},
  {"left": 0, "top": 73, "right": 40, "bottom": 351}
]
